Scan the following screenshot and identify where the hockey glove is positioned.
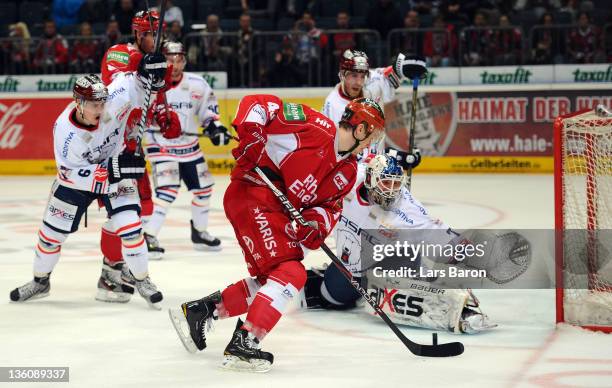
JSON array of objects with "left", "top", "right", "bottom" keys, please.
[
  {"left": 231, "top": 123, "right": 266, "bottom": 170},
  {"left": 137, "top": 53, "right": 168, "bottom": 91},
  {"left": 152, "top": 100, "right": 181, "bottom": 139},
  {"left": 204, "top": 119, "right": 232, "bottom": 146},
  {"left": 393, "top": 53, "right": 427, "bottom": 80},
  {"left": 383, "top": 66, "right": 401, "bottom": 89},
  {"left": 107, "top": 153, "right": 146, "bottom": 184},
  {"left": 386, "top": 147, "right": 422, "bottom": 169},
  {"left": 296, "top": 208, "right": 330, "bottom": 250}
]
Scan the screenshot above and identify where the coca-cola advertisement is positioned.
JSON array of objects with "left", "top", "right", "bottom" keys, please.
[{"left": 0, "top": 98, "right": 71, "bottom": 159}]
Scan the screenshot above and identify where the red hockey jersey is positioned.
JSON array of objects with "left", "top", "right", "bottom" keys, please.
[{"left": 231, "top": 94, "right": 358, "bottom": 233}]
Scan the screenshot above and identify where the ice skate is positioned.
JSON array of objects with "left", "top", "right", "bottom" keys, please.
[
  {"left": 95, "top": 259, "right": 134, "bottom": 303},
  {"left": 144, "top": 233, "right": 165, "bottom": 260},
  {"left": 190, "top": 220, "right": 221, "bottom": 251},
  {"left": 130, "top": 273, "right": 163, "bottom": 310},
  {"left": 220, "top": 319, "right": 274, "bottom": 373},
  {"left": 10, "top": 275, "right": 50, "bottom": 302},
  {"left": 169, "top": 291, "right": 221, "bottom": 353}
]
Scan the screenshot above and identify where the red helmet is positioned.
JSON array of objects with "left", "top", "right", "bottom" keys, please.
[
  {"left": 73, "top": 74, "right": 108, "bottom": 101},
  {"left": 132, "top": 10, "right": 165, "bottom": 33},
  {"left": 340, "top": 49, "right": 369, "bottom": 73},
  {"left": 162, "top": 41, "right": 185, "bottom": 55},
  {"left": 340, "top": 97, "right": 385, "bottom": 133}
]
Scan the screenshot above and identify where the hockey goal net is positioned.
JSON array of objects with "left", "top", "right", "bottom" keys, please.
[{"left": 554, "top": 107, "right": 612, "bottom": 332}]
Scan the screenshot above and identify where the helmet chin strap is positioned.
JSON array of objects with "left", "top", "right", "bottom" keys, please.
[{"left": 338, "top": 123, "right": 369, "bottom": 156}]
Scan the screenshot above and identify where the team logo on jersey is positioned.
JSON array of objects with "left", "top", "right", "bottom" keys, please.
[
  {"left": 282, "top": 102, "right": 305, "bottom": 121},
  {"left": 288, "top": 174, "right": 318, "bottom": 204},
  {"left": 333, "top": 172, "right": 349, "bottom": 190},
  {"left": 242, "top": 236, "right": 255, "bottom": 253},
  {"left": 91, "top": 166, "right": 108, "bottom": 194},
  {"left": 284, "top": 222, "right": 296, "bottom": 240},
  {"left": 106, "top": 51, "right": 129, "bottom": 65}
]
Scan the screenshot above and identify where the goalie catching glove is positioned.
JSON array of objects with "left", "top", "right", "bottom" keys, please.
[
  {"left": 295, "top": 208, "right": 331, "bottom": 250},
  {"left": 108, "top": 153, "right": 146, "bottom": 184},
  {"left": 204, "top": 119, "right": 232, "bottom": 146}
]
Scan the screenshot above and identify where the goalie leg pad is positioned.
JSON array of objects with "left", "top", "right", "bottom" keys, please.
[{"left": 367, "top": 278, "right": 469, "bottom": 333}]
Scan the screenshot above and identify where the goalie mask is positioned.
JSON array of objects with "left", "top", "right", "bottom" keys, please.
[{"left": 365, "top": 154, "right": 406, "bottom": 210}]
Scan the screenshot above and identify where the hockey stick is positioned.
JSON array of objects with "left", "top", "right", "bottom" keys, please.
[
  {"left": 405, "top": 77, "right": 420, "bottom": 190},
  {"left": 134, "top": 0, "right": 168, "bottom": 156},
  {"left": 253, "top": 166, "right": 464, "bottom": 357},
  {"left": 145, "top": 129, "right": 239, "bottom": 141}
]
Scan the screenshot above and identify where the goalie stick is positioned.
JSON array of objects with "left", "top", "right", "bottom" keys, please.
[
  {"left": 134, "top": 0, "right": 168, "bottom": 156},
  {"left": 253, "top": 166, "right": 465, "bottom": 357}
]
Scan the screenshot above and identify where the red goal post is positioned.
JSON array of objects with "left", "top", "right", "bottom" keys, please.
[{"left": 554, "top": 107, "right": 612, "bottom": 333}]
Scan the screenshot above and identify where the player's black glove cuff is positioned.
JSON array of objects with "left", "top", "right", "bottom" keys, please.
[
  {"left": 108, "top": 153, "right": 146, "bottom": 184},
  {"left": 137, "top": 53, "right": 168, "bottom": 91},
  {"left": 385, "top": 147, "right": 422, "bottom": 170},
  {"left": 204, "top": 120, "right": 231, "bottom": 146}
]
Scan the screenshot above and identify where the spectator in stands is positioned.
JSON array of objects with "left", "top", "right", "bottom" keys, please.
[
  {"left": 398, "top": 10, "right": 424, "bottom": 58},
  {"left": 69, "top": 22, "right": 101, "bottom": 73},
  {"left": 268, "top": 38, "right": 306, "bottom": 87},
  {"left": 490, "top": 14, "right": 522, "bottom": 65},
  {"left": 531, "top": 12, "right": 560, "bottom": 64},
  {"left": 167, "top": 21, "right": 183, "bottom": 42},
  {"left": 1, "top": 22, "right": 32, "bottom": 74},
  {"left": 113, "top": 0, "right": 137, "bottom": 35},
  {"left": 33, "top": 20, "right": 69, "bottom": 74},
  {"left": 440, "top": 0, "right": 469, "bottom": 27},
  {"left": 568, "top": 12, "right": 604, "bottom": 63},
  {"left": 165, "top": 0, "right": 184, "bottom": 28},
  {"left": 79, "top": 0, "right": 110, "bottom": 24},
  {"left": 101, "top": 19, "right": 122, "bottom": 53},
  {"left": 423, "top": 15, "right": 456, "bottom": 67},
  {"left": 292, "top": 11, "right": 327, "bottom": 85},
  {"left": 187, "top": 14, "right": 230, "bottom": 71},
  {"left": 53, "top": 0, "right": 85, "bottom": 28},
  {"left": 241, "top": 0, "right": 277, "bottom": 20},
  {"left": 292, "top": 11, "right": 327, "bottom": 64},
  {"left": 366, "top": 0, "right": 403, "bottom": 39},
  {"left": 461, "top": 11, "right": 491, "bottom": 66},
  {"left": 232, "top": 13, "right": 256, "bottom": 86},
  {"left": 331, "top": 11, "right": 356, "bottom": 59},
  {"left": 409, "top": 0, "right": 437, "bottom": 15}
]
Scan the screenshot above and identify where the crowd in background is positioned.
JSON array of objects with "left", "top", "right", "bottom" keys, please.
[{"left": 0, "top": 0, "right": 611, "bottom": 87}]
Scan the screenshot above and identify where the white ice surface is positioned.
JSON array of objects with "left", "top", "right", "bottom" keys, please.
[{"left": 0, "top": 174, "right": 610, "bottom": 388}]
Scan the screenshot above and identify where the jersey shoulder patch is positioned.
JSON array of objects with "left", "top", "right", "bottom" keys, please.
[
  {"left": 106, "top": 50, "right": 129, "bottom": 65},
  {"left": 282, "top": 102, "right": 306, "bottom": 122}
]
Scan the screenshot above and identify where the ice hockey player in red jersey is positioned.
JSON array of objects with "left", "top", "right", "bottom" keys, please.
[
  {"left": 96, "top": 9, "right": 181, "bottom": 302},
  {"left": 169, "top": 94, "right": 385, "bottom": 372}
]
